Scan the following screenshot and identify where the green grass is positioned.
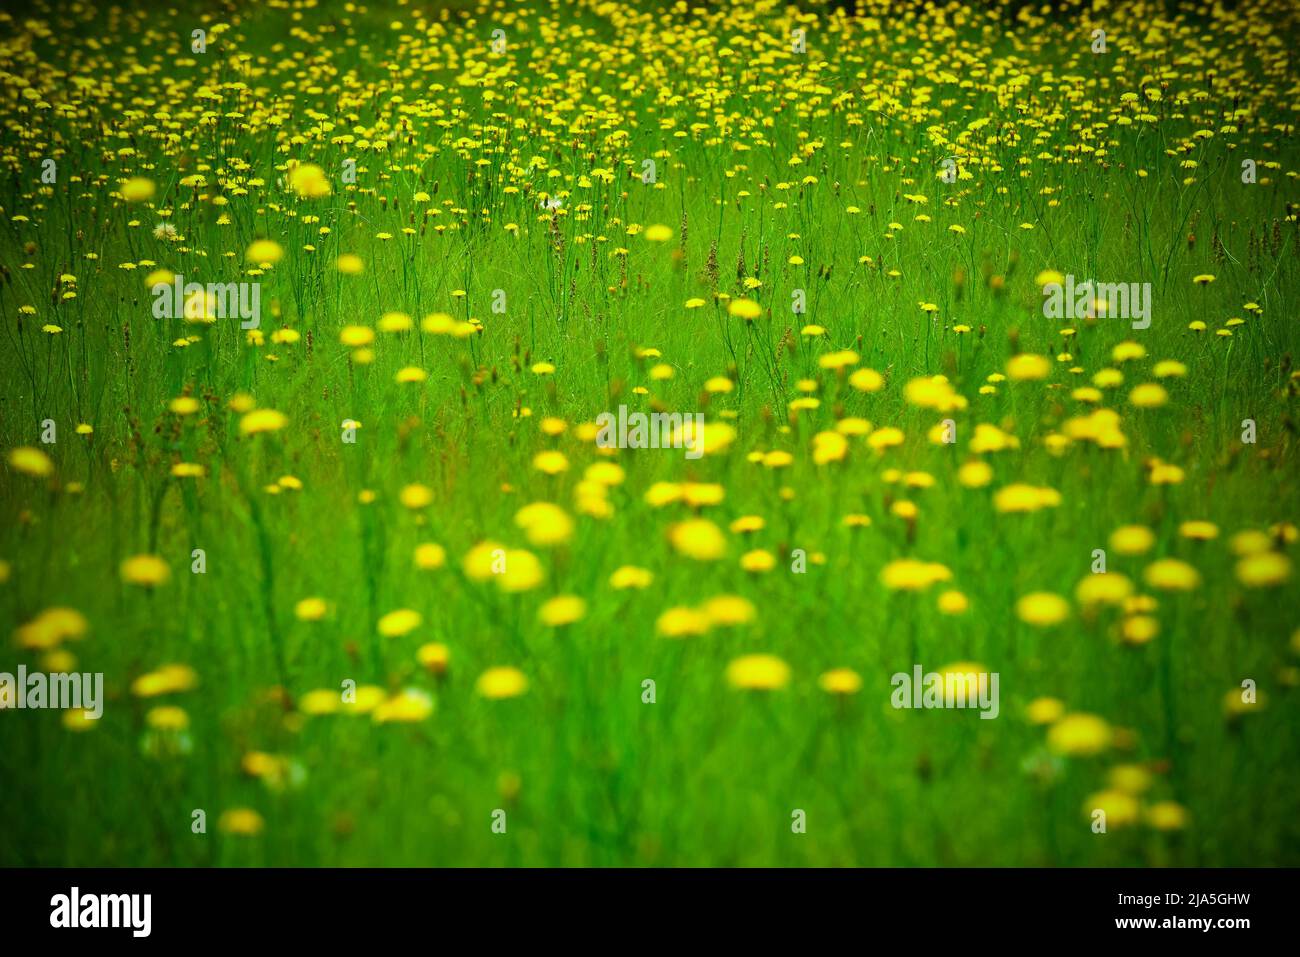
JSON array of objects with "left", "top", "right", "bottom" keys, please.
[{"left": 1, "top": 0, "right": 1299, "bottom": 866}]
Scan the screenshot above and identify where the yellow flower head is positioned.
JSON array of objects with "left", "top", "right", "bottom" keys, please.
[
  {"left": 476, "top": 666, "right": 529, "bottom": 700},
  {"left": 377, "top": 608, "right": 422, "bottom": 637},
  {"left": 538, "top": 594, "right": 587, "bottom": 626},
  {"left": 725, "top": 654, "right": 791, "bottom": 691},
  {"left": 515, "top": 502, "right": 575, "bottom": 546},
  {"left": 669, "top": 519, "right": 727, "bottom": 561},
  {"left": 1016, "top": 592, "right": 1070, "bottom": 626},
  {"left": 239, "top": 409, "right": 287, "bottom": 435},
  {"left": 7, "top": 446, "right": 54, "bottom": 477},
  {"left": 1048, "top": 713, "right": 1113, "bottom": 756},
  {"left": 288, "top": 163, "right": 331, "bottom": 199},
  {"left": 120, "top": 554, "right": 170, "bottom": 587},
  {"left": 1143, "top": 558, "right": 1201, "bottom": 591},
  {"left": 818, "top": 668, "right": 863, "bottom": 695}
]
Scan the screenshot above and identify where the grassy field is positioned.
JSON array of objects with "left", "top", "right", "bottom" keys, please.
[{"left": 2, "top": 0, "right": 1299, "bottom": 867}]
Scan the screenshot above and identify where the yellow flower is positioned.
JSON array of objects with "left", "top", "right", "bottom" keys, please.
[
  {"left": 15, "top": 607, "right": 89, "bottom": 649},
  {"left": 1129, "top": 383, "right": 1168, "bottom": 408},
  {"left": 1111, "top": 341, "right": 1147, "bottom": 363},
  {"left": 462, "top": 541, "right": 506, "bottom": 580},
  {"left": 1016, "top": 592, "right": 1070, "bottom": 626},
  {"left": 7, "top": 446, "right": 54, "bottom": 477},
  {"left": 836, "top": 417, "right": 872, "bottom": 437},
  {"left": 643, "top": 223, "right": 673, "bottom": 242},
  {"left": 239, "top": 409, "right": 287, "bottom": 435},
  {"left": 1145, "top": 801, "right": 1189, "bottom": 831},
  {"left": 812, "top": 430, "right": 848, "bottom": 464},
  {"left": 169, "top": 395, "right": 202, "bottom": 415},
  {"left": 702, "top": 595, "right": 756, "bottom": 627},
  {"left": 400, "top": 483, "right": 434, "bottom": 509},
  {"left": 538, "top": 595, "right": 587, "bottom": 626},
  {"left": 1083, "top": 790, "right": 1140, "bottom": 828},
  {"left": 1149, "top": 461, "right": 1184, "bottom": 485},
  {"left": 1223, "top": 686, "right": 1265, "bottom": 717},
  {"left": 669, "top": 519, "right": 727, "bottom": 560},
  {"left": 1048, "top": 713, "right": 1113, "bottom": 756},
  {"left": 968, "top": 423, "right": 1019, "bottom": 454},
  {"left": 476, "top": 666, "right": 529, "bottom": 699},
  {"left": 332, "top": 685, "right": 382, "bottom": 715},
  {"left": 336, "top": 253, "right": 364, "bottom": 274},
  {"left": 1005, "top": 354, "right": 1051, "bottom": 381},
  {"left": 1235, "top": 551, "right": 1291, "bottom": 588},
  {"left": 373, "top": 688, "right": 435, "bottom": 724},
  {"left": 1120, "top": 615, "right": 1160, "bottom": 645},
  {"left": 288, "top": 163, "right": 331, "bottom": 198},
  {"left": 740, "top": 549, "right": 777, "bottom": 573},
  {"left": 417, "top": 642, "right": 450, "bottom": 675},
  {"left": 120, "top": 177, "right": 156, "bottom": 202},
  {"left": 818, "top": 669, "right": 863, "bottom": 695},
  {"left": 1075, "top": 573, "right": 1134, "bottom": 607},
  {"left": 294, "top": 597, "right": 328, "bottom": 621},
  {"left": 1179, "top": 520, "right": 1219, "bottom": 541},
  {"left": 1229, "top": 529, "right": 1272, "bottom": 556},
  {"left": 131, "top": 664, "right": 198, "bottom": 697},
  {"left": 146, "top": 705, "right": 189, "bottom": 731},
  {"left": 725, "top": 654, "right": 791, "bottom": 690},
  {"left": 245, "top": 239, "right": 284, "bottom": 264},
  {"left": 880, "top": 558, "right": 951, "bottom": 591},
  {"left": 584, "top": 461, "right": 625, "bottom": 487},
  {"left": 848, "top": 367, "right": 885, "bottom": 392},
  {"left": 818, "top": 350, "right": 859, "bottom": 371},
  {"left": 120, "top": 554, "right": 170, "bottom": 587},
  {"left": 1025, "top": 697, "right": 1065, "bottom": 724},
  {"left": 656, "top": 606, "right": 711, "bottom": 638},
  {"left": 993, "top": 484, "right": 1059, "bottom": 513},
  {"left": 532, "top": 450, "right": 570, "bottom": 475},
  {"left": 1110, "top": 525, "right": 1155, "bottom": 555},
  {"left": 414, "top": 543, "right": 447, "bottom": 570},
  {"left": 377, "top": 608, "right": 422, "bottom": 637},
  {"left": 1108, "top": 764, "right": 1153, "bottom": 794},
  {"left": 378, "top": 311, "right": 413, "bottom": 333},
  {"left": 339, "top": 325, "right": 374, "bottom": 347},
  {"left": 867, "top": 426, "right": 905, "bottom": 451},
  {"left": 1143, "top": 558, "right": 1201, "bottom": 591},
  {"left": 62, "top": 711, "right": 98, "bottom": 732},
  {"left": 936, "top": 662, "right": 990, "bottom": 703},
  {"left": 937, "top": 590, "right": 969, "bottom": 614},
  {"left": 891, "top": 500, "right": 918, "bottom": 521},
  {"left": 299, "top": 689, "right": 341, "bottom": 715},
  {"left": 728, "top": 298, "right": 762, "bottom": 320},
  {"left": 904, "top": 375, "right": 965, "bottom": 411},
  {"left": 957, "top": 460, "right": 993, "bottom": 488},
  {"left": 496, "top": 549, "right": 544, "bottom": 592},
  {"left": 515, "top": 502, "right": 574, "bottom": 546},
  {"left": 218, "top": 808, "right": 265, "bottom": 836},
  {"left": 609, "top": 565, "right": 653, "bottom": 589}
]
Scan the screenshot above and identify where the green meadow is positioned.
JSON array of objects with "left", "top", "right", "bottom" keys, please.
[{"left": 1, "top": 0, "right": 1299, "bottom": 866}]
